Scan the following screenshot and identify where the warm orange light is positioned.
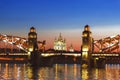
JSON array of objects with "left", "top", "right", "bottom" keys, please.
[
  {"left": 83, "top": 33, "right": 87, "bottom": 37},
  {"left": 29, "top": 48, "right": 33, "bottom": 52},
  {"left": 82, "top": 52, "right": 88, "bottom": 59},
  {"left": 30, "top": 29, "right": 35, "bottom": 32},
  {"left": 82, "top": 47, "right": 88, "bottom": 52},
  {"left": 28, "top": 52, "right": 31, "bottom": 55}
]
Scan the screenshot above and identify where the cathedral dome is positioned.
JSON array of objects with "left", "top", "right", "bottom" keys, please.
[{"left": 54, "top": 33, "right": 67, "bottom": 51}]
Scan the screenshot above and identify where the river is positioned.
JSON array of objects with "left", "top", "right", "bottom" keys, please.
[{"left": 0, "top": 63, "right": 119, "bottom": 80}]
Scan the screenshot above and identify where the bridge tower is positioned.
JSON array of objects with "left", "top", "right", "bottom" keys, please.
[
  {"left": 81, "top": 25, "right": 93, "bottom": 67},
  {"left": 28, "top": 27, "right": 40, "bottom": 66},
  {"left": 28, "top": 27, "right": 38, "bottom": 52}
]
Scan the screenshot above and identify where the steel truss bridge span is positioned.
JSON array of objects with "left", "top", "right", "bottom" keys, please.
[
  {"left": 94, "top": 34, "right": 120, "bottom": 53},
  {"left": 0, "top": 34, "right": 45, "bottom": 52}
]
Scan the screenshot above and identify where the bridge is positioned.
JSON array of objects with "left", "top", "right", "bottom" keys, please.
[
  {"left": 94, "top": 34, "right": 120, "bottom": 52},
  {"left": 0, "top": 26, "right": 119, "bottom": 66},
  {"left": 0, "top": 33, "right": 45, "bottom": 53}
]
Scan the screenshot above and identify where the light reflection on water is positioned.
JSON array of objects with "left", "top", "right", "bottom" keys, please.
[{"left": 0, "top": 63, "right": 119, "bottom": 80}]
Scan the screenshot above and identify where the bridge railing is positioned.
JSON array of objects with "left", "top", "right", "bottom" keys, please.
[
  {"left": 41, "top": 52, "right": 81, "bottom": 57},
  {"left": 0, "top": 53, "right": 28, "bottom": 56},
  {"left": 92, "top": 53, "right": 119, "bottom": 57}
]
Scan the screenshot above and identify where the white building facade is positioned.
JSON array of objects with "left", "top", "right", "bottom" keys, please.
[{"left": 54, "top": 33, "right": 67, "bottom": 51}]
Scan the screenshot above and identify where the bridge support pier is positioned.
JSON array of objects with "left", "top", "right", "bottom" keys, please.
[
  {"left": 92, "top": 57, "right": 105, "bottom": 68},
  {"left": 30, "top": 51, "right": 40, "bottom": 66},
  {"left": 81, "top": 57, "right": 105, "bottom": 68}
]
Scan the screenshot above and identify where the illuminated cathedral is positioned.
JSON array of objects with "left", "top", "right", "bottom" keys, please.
[
  {"left": 69, "top": 44, "right": 74, "bottom": 52},
  {"left": 54, "top": 33, "right": 67, "bottom": 51}
]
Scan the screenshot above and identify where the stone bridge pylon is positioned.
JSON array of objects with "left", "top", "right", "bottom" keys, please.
[{"left": 81, "top": 25, "right": 94, "bottom": 67}]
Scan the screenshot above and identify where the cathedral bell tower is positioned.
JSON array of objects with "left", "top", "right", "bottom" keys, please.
[
  {"left": 28, "top": 27, "right": 38, "bottom": 52},
  {"left": 81, "top": 25, "right": 93, "bottom": 65}
]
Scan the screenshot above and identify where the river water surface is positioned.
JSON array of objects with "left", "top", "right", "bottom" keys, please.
[{"left": 0, "top": 63, "right": 119, "bottom": 80}]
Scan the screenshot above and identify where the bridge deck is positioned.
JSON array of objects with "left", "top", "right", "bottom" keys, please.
[{"left": 0, "top": 52, "right": 119, "bottom": 57}]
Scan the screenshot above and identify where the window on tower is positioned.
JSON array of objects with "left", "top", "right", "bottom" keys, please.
[
  {"left": 30, "top": 29, "right": 33, "bottom": 32},
  {"left": 29, "top": 35, "right": 33, "bottom": 38},
  {"left": 83, "top": 33, "right": 87, "bottom": 37},
  {"left": 85, "top": 27, "right": 88, "bottom": 31},
  {"left": 34, "top": 35, "right": 36, "bottom": 38},
  {"left": 30, "top": 29, "right": 35, "bottom": 32}
]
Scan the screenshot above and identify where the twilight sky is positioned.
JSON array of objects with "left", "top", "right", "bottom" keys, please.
[{"left": 0, "top": 0, "right": 120, "bottom": 50}]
